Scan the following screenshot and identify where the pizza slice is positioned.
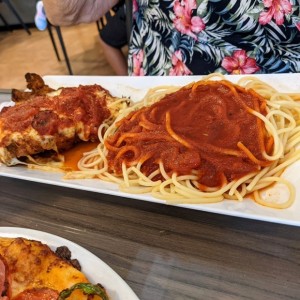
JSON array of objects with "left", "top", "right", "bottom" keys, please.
[{"left": 0, "top": 237, "right": 108, "bottom": 300}]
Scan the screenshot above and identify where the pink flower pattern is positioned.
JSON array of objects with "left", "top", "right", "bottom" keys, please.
[
  {"left": 173, "top": 0, "right": 205, "bottom": 40},
  {"left": 132, "top": 50, "right": 145, "bottom": 76},
  {"left": 127, "top": 0, "right": 300, "bottom": 75},
  {"left": 259, "top": 0, "right": 292, "bottom": 25},
  {"left": 221, "top": 50, "right": 260, "bottom": 74},
  {"left": 169, "top": 50, "right": 192, "bottom": 75},
  {"left": 132, "top": 0, "right": 138, "bottom": 16}
]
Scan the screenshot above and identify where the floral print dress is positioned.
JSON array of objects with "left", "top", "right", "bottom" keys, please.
[{"left": 127, "top": 0, "right": 300, "bottom": 76}]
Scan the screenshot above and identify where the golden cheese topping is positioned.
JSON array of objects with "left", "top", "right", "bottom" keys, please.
[{"left": 0, "top": 237, "right": 104, "bottom": 300}]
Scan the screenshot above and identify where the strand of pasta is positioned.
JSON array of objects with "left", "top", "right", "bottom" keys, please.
[{"left": 253, "top": 177, "right": 295, "bottom": 209}]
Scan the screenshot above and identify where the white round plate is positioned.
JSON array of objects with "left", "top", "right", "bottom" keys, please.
[{"left": 0, "top": 227, "right": 139, "bottom": 300}]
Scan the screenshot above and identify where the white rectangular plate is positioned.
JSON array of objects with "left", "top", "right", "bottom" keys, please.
[{"left": 1, "top": 74, "right": 300, "bottom": 226}]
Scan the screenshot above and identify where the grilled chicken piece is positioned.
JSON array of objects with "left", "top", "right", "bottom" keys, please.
[{"left": 0, "top": 74, "right": 128, "bottom": 165}]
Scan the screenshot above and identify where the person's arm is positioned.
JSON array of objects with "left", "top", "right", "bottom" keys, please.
[{"left": 43, "top": 0, "right": 119, "bottom": 26}]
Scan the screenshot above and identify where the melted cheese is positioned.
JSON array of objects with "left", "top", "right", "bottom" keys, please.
[
  {"left": 0, "top": 237, "right": 102, "bottom": 300},
  {"left": 0, "top": 84, "right": 127, "bottom": 166}
]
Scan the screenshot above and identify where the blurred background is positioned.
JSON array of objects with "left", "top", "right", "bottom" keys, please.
[{"left": 0, "top": 0, "right": 125, "bottom": 89}]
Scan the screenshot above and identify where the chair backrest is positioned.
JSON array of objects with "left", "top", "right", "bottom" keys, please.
[
  {"left": 125, "top": 0, "right": 132, "bottom": 43},
  {"left": 96, "top": 1, "right": 132, "bottom": 45},
  {"left": 1, "top": 0, "right": 31, "bottom": 34}
]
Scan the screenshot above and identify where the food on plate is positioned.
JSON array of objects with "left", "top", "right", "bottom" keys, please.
[
  {"left": 0, "top": 253, "right": 10, "bottom": 299},
  {"left": 11, "top": 73, "right": 55, "bottom": 102},
  {"left": 0, "top": 73, "right": 130, "bottom": 166},
  {"left": 66, "top": 74, "right": 300, "bottom": 209},
  {"left": 1, "top": 73, "right": 300, "bottom": 209},
  {"left": 0, "top": 236, "right": 109, "bottom": 299}
]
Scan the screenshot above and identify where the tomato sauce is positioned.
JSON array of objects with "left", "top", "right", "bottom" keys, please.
[
  {"left": 105, "top": 81, "right": 270, "bottom": 188},
  {"left": 0, "top": 85, "right": 110, "bottom": 141},
  {"left": 63, "top": 142, "right": 98, "bottom": 171}
]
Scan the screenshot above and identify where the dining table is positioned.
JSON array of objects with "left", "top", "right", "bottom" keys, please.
[
  {"left": 0, "top": 76, "right": 300, "bottom": 300},
  {"left": 0, "top": 174, "right": 299, "bottom": 300}
]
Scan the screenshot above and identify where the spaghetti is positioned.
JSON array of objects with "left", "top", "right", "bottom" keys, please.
[{"left": 66, "top": 74, "right": 300, "bottom": 209}]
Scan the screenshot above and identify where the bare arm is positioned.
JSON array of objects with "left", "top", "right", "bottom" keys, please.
[{"left": 43, "top": 0, "right": 119, "bottom": 26}]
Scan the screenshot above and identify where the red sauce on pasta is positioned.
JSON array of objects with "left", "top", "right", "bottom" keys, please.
[{"left": 105, "top": 80, "right": 271, "bottom": 189}]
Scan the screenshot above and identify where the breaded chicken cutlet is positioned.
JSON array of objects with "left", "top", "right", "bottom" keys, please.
[{"left": 0, "top": 73, "right": 129, "bottom": 165}]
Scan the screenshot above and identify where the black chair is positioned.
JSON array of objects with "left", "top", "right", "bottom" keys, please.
[
  {"left": 47, "top": 20, "right": 73, "bottom": 75},
  {"left": 0, "top": 0, "right": 31, "bottom": 35},
  {"left": 96, "top": 0, "right": 132, "bottom": 43},
  {"left": 125, "top": 0, "right": 132, "bottom": 42},
  {"left": 47, "top": 0, "right": 132, "bottom": 76},
  {"left": 0, "top": 13, "right": 10, "bottom": 31}
]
